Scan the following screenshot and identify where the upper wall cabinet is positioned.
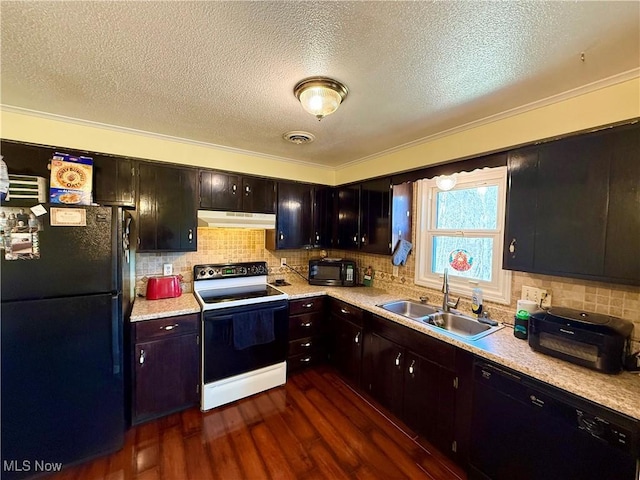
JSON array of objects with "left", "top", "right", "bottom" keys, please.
[
  {"left": 92, "top": 155, "right": 136, "bottom": 207},
  {"left": 0, "top": 141, "right": 135, "bottom": 207},
  {"left": 138, "top": 164, "right": 198, "bottom": 252},
  {"left": 335, "top": 178, "right": 412, "bottom": 255},
  {"left": 268, "top": 181, "right": 313, "bottom": 250},
  {"left": 199, "top": 170, "right": 275, "bottom": 214},
  {"left": 266, "top": 183, "right": 335, "bottom": 250},
  {"left": 503, "top": 123, "right": 640, "bottom": 285}
]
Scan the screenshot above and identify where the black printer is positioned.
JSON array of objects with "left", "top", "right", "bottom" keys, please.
[{"left": 529, "top": 307, "right": 633, "bottom": 374}]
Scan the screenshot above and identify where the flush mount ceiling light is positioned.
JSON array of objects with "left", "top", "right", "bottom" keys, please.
[
  {"left": 435, "top": 174, "right": 458, "bottom": 191},
  {"left": 293, "top": 76, "right": 348, "bottom": 121}
]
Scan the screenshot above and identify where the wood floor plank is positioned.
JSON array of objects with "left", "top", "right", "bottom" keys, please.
[
  {"left": 302, "top": 383, "right": 411, "bottom": 479},
  {"left": 202, "top": 411, "right": 243, "bottom": 479},
  {"left": 287, "top": 376, "right": 362, "bottom": 471},
  {"left": 158, "top": 426, "right": 186, "bottom": 480},
  {"left": 306, "top": 440, "right": 354, "bottom": 480},
  {"left": 253, "top": 391, "right": 316, "bottom": 476},
  {"left": 46, "top": 367, "right": 467, "bottom": 480},
  {"left": 221, "top": 404, "right": 269, "bottom": 479},
  {"left": 250, "top": 421, "right": 297, "bottom": 480},
  {"left": 183, "top": 434, "right": 214, "bottom": 480}
]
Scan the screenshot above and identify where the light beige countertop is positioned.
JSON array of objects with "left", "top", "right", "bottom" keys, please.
[
  {"left": 276, "top": 281, "right": 640, "bottom": 421},
  {"left": 130, "top": 294, "right": 200, "bottom": 322},
  {"left": 129, "top": 280, "right": 640, "bottom": 420}
]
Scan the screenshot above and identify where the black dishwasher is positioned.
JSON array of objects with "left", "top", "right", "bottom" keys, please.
[{"left": 469, "top": 360, "right": 639, "bottom": 480}]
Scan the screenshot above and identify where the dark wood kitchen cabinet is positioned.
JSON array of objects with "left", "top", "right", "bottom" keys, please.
[
  {"left": 199, "top": 170, "right": 275, "bottom": 213},
  {"left": 0, "top": 140, "right": 136, "bottom": 207},
  {"left": 287, "top": 296, "right": 326, "bottom": 373},
  {"left": 267, "top": 182, "right": 335, "bottom": 250},
  {"left": 137, "top": 163, "right": 198, "bottom": 252},
  {"left": 312, "top": 186, "right": 335, "bottom": 248},
  {"left": 361, "top": 314, "right": 470, "bottom": 461},
  {"left": 327, "top": 298, "right": 364, "bottom": 387},
  {"left": 360, "top": 177, "right": 392, "bottom": 254},
  {"left": 92, "top": 155, "right": 136, "bottom": 207},
  {"left": 335, "top": 184, "right": 361, "bottom": 250},
  {"left": 504, "top": 123, "right": 640, "bottom": 285},
  {"left": 132, "top": 314, "right": 200, "bottom": 424},
  {"left": 267, "top": 181, "right": 313, "bottom": 249},
  {"left": 335, "top": 178, "right": 411, "bottom": 255}
]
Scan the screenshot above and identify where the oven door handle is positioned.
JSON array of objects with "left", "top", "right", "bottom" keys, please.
[{"left": 203, "top": 303, "right": 288, "bottom": 322}]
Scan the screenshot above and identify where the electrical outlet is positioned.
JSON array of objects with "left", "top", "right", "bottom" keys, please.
[
  {"left": 392, "top": 265, "right": 399, "bottom": 277},
  {"left": 280, "top": 258, "right": 287, "bottom": 267},
  {"left": 163, "top": 263, "right": 173, "bottom": 276},
  {"left": 521, "top": 285, "right": 551, "bottom": 308}
]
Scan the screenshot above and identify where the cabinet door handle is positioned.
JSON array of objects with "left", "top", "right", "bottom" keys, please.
[
  {"left": 303, "top": 302, "right": 314, "bottom": 309},
  {"left": 354, "top": 332, "right": 360, "bottom": 344},
  {"left": 161, "top": 324, "right": 179, "bottom": 331},
  {"left": 300, "top": 357, "right": 312, "bottom": 363},
  {"left": 353, "top": 235, "right": 358, "bottom": 243},
  {"left": 316, "top": 233, "right": 320, "bottom": 241},
  {"left": 395, "top": 352, "right": 402, "bottom": 366},
  {"left": 509, "top": 238, "right": 516, "bottom": 254},
  {"left": 232, "top": 184, "right": 237, "bottom": 194},
  {"left": 245, "top": 185, "right": 251, "bottom": 195},
  {"left": 279, "top": 232, "right": 284, "bottom": 240},
  {"left": 188, "top": 229, "right": 193, "bottom": 242},
  {"left": 300, "top": 342, "right": 312, "bottom": 347},
  {"left": 340, "top": 308, "right": 350, "bottom": 315},
  {"left": 408, "top": 359, "right": 416, "bottom": 375},
  {"left": 301, "top": 321, "right": 313, "bottom": 327},
  {"left": 139, "top": 349, "right": 146, "bottom": 365}
]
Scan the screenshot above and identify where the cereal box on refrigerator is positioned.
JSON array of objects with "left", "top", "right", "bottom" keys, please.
[{"left": 49, "top": 153, "right": 93, "bottom": 205}]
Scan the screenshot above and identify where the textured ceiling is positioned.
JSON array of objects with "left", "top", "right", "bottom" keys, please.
[{"left": 1, "top": 1, "right": 638, "bottom": 168}]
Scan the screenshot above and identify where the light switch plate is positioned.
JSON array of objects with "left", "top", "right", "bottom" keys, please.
[{"left": 163, "top": 263, "right": 173, "bottom": 276}]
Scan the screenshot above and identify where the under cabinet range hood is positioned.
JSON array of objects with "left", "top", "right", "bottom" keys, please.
[{"left": 197, "top": 210, "right": 276, "bottom": 229}]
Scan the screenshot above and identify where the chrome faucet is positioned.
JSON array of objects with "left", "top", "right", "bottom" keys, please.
[{"left": 442, "top": 268, "right": 460, "bottom": 312}]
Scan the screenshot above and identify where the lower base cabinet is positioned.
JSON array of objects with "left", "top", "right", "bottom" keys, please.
[
  {"left": 327, "top": 299, "right": 365, "bottom": 387},
  {"left": 131, "top": 314, "right": 200, "bottom": 424},
  {"left": 359, "top": 313, "right": 472, "bottom": 462},
  {"left": 287, "top": 297, "right": 326, "bottom": 373}
]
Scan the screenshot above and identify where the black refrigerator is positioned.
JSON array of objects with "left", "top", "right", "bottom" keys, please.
[{"left": 1, "top": 205, "right": 131, "bottom": 479}]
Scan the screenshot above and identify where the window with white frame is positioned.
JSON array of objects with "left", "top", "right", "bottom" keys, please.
[{"left": 415, "top": 166, "right": 511, "bottom": 304}]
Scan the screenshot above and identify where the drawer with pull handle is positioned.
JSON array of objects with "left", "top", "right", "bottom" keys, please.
[
  {"left": 289, "top": 312, "right": 323, "bottom": 339},
  {"left": 288, "top": 336, "right": 325, "bottom": 357},
  {"left": 134, "top": 313, "right": 199, "bottom": 342},
  {"left": 289, "top": 296, "right": 325, "bottom": 315},
  {"left": 329, "top": 298, "right": 364, "bottom": 326}
]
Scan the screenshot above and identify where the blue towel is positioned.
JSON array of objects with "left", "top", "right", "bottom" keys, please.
[
  {"left": 232, "top": 309, "right": 275, "bottom": 350},
  {"left": 392, "top": 239, "right": 413, "bottom": 266}
]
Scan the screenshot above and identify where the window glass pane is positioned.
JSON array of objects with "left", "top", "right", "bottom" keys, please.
[
  {"left": 435, "top": 185, "right": 499, "bottom": 230},
  {"left": 431, "top": 236, "right": 493, "bottom": 282}
]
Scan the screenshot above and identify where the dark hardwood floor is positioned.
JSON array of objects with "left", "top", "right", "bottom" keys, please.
[{"left": 49, "top": 366, "right": 466, "bottom": 480}]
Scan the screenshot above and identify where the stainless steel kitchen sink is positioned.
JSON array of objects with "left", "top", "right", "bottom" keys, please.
[
  {"left": 425, "top": 312, "right": 503, "bottom": 341},
  {"left": 378, "top": 300, "right": 440, "bottom": 320}
]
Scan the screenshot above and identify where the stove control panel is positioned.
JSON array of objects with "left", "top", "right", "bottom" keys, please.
[{"left": 194, "top": 262, "right": 268, "bottom": 280}]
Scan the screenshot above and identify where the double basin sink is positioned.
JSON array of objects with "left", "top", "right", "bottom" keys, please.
[{"left": 378, "top": 300, "right": 503, "bottom": 341}]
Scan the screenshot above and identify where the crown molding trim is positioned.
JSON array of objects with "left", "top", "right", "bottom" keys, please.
[
  {"left": 0, "top": 105, "right": 335, "bottom": 171},
  {"left": 336, "top": 68, "right": 640, "bottom": 171}
]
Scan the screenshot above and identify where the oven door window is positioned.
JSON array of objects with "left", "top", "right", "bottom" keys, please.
[{"left": 202, "top": 300, "right": 289, "bottom": 384}]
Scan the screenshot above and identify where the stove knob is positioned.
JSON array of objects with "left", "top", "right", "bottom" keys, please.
[
  {"left": 208, "top": 269, "right": 214, "bottom": 276},
  {"left": 199, "top": 270, "right": 206, "bottom": 276},
  {"left": 251, "top": 266, "right": 258, "bottom": 274}
]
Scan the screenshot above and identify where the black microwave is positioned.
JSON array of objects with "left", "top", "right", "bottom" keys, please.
[{"left": 308, "top": 258, "right": 357, "bottom": 287}]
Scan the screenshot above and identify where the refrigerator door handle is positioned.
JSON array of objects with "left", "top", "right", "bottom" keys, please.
[{"left": 111, "top": 295, "right": 122, "bottom": 375}]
